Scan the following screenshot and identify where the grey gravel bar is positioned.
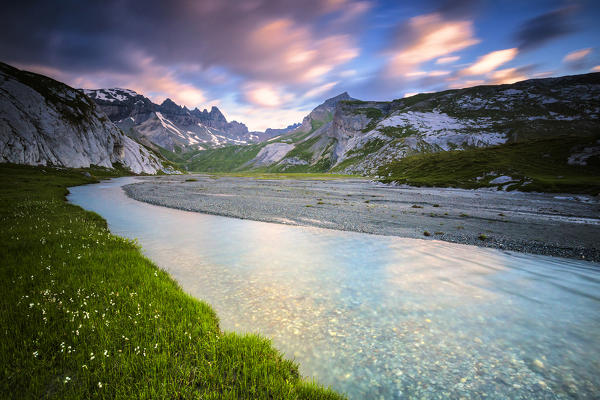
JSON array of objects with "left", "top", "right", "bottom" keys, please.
[{"left": 123, "top": 174, "right": 600, "bottom": 262}]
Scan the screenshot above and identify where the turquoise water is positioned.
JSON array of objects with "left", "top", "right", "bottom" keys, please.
[{"left": 68, "top": 177, "right": 600, "bottom": 399}]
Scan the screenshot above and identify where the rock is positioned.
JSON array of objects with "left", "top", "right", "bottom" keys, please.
[{"left": 0, "top": 62, "right": 169, "bottom": 174}]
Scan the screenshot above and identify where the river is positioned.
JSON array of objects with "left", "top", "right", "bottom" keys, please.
[{"left": 68, "top": 177, "right": 600, "bottom": 399}]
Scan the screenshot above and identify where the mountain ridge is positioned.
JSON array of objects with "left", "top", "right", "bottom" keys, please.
[
  {"left": 84, "top": 88, "right": 278, "bottom": 151},
  {"left": 0, "top": 62, "right": 175, "bottom": 174},
  {"left": 182, "top": 74, "right": 600, "bottom": 192}
]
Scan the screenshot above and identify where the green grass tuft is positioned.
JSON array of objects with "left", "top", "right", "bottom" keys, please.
[{"left": 0, "top": 164, "right": 344, "bottom": 399}]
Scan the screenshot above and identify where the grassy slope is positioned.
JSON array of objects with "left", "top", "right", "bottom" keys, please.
[
  {"left": 184, "top": 144, "right": 265, "bottom": 172},
  {"left": 0, "top": 164, "right": 343, "bottom": 399},
  {"left": 378, "top": 135, "right": 600, "bottom": 194}
]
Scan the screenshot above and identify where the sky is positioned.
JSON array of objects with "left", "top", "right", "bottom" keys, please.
[{"left": 1, "top": 0, "right": 599, "bottom": 131}]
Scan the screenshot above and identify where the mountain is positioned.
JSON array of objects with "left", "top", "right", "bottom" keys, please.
[
  {"left": 0, "top": 62, "right": 174, "bottom": 174},
  {"left": 261, "top": 123, "right": 302, "bottom": 141},
  {"left": 183, "top": 75, "right": 600, "bottom": 193},
  {"left": 84, "top": 89, "right": 265, "bottom": 151}
]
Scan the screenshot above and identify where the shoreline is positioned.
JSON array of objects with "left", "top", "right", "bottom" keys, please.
[{"left": 124, "top": 175, "right": 600, "bottom": 263}]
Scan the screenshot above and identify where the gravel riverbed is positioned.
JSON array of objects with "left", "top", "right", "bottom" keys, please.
[{"left": 123, "top": 175, "right": 600, "bottom": 262}]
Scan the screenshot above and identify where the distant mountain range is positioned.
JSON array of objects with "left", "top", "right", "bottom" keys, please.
[
  {"left": 0, "top": 62, "right": 174, "bottom": 174},
  {"left": 184, "top": 74, "right": 600, "bottom": 193},
  {"left": 84, "top": 88, "right": 280, "bottom": 151}
]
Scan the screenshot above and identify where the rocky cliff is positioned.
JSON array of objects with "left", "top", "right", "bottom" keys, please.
[
  {"left": 0, "top": 62, "right": 173, "bottom": 174},
  {"left": 84, "top": 89, "right": 265, "bottom": 151}
]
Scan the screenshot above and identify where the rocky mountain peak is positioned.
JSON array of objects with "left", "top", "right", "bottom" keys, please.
[
  {"left": 0, "top": 62, "right": 171, "bottom": 174},
  {"left": 322, "top": 92, "right": 353, "bottom": 107},
  {"left": 209, "top": 106, "right": 227, "bottom": 122}
]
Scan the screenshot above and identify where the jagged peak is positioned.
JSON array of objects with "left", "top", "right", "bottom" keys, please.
[
  {"left": 160, "top": 98, "right": 178, "bottom": 107},
  {"left": 320, "top": 91, "right": 354, "bottom": 108}
]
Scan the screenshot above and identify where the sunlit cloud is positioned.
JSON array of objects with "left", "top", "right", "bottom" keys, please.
[
  {"left": 385, "top": 13, "right": 480, "bottom": 79},
  {"left": 436, "top": 56, "right": 460, "bottom": 65},
  {"left": 448, "top": 79, "right": 485, "bottom": 89},
  {"left": 406, "top": 71, "right": 427, "bottom": 78},
  {"left": 304, "top": 81, "right": 339, "bottom": 99},
  {"left": 244, "top": 18, "right": 358, "bottom": 85},
  {"left": 563, "top": 48, "right": 592, "bottom": 63},
  {"left": 243, "top": 82, "right": 293, "bottom": 108},
  {"left": 460, "top": 48, "right": 518, "bottom": 76},
  {"left": 428, "top": 70, "right": 451, "bottom": 77},
  {"left": 490, "top": 68, "right": 528, "bottom": 84},
  {"left": 403, "top": 91, "right": 432, "bottom": 98},
  {"left": 227, "top": 105, "right": 310, "bottom": 132},
  {"left": 592, "top": 66, "right": 600, "bottom": 72}
]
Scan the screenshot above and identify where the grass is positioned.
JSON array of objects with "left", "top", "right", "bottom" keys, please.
[
  {"left": 378, "top": 135, "right": 600, "bottom": 195},
  {"left": 184, "top": 144, "right": 265, "bottom": 172},
  {"left": 0, "top": 164, "right": 344, "bottom": 399}
]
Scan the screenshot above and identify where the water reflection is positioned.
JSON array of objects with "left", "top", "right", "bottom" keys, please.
[{"left": 68, "top": 178, "right": 600, "bottom": 399}]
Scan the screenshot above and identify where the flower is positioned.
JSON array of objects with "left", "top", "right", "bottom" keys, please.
[{"left": 98, "top": 382, "right": 103, "bottom": 388}]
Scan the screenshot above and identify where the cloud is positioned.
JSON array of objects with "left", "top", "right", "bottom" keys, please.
[
  {"left": 592, "top": 66, "right": 600, "bottom": 72},
  {"left": 447, "top": 79, "right": 485, "bottom": 89},
  {"left": 243, "top": 82, "right": 293, "bottom": 108},
  {"left": 303, "top": 81, "right": 340, "bottom": 99},
  {"left": 460, "top": 48, "right": 518, "bottom": 76},
  {"left": 227, "top": 105, "right": 310, "bottom": 132},
  {"left": 428, "top": 70, "right": 451, "bottom": 77},
  {"left": 514, "top": 7, "right": 576, "bottom": 51},
  {"left": 436, "top": 56, "right": 460, "bottom": 65},
  {"left": 0, "top": 0, "right": 367, "bottom": 112},
  {"left": 235, "top": 18, "right": 359, "bottom": 84},
  {"left": 448, "top": 64, "right": 536, "bottom": 88},
  {"left": 490, "top": 68, "right": 528, "bottom": 85},
  {"left": 563, "top": 48, "right": 594, "bottom": 70},
  {"left": 384, "top": 13, "right": 480, "bottom": 79},
  {"left": 563, "top": 48, "right": 592, "bottom": 63}
]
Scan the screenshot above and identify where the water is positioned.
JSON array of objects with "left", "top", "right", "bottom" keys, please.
[{"left": 68, "top": 177, "right": 600, "bottom": 399}]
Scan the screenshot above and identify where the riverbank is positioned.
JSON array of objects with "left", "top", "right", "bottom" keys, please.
[
  {"left": 0, "top": 165, "right": 343, "bottom": 399},
  {"left": 124, "top": 174, "right": 600, "bottom": 262}
]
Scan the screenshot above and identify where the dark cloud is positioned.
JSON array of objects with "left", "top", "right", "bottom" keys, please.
[
  {"left": 0, "top": 0, "right": 365, "bottom": 84},
  {"left": 514, "top": 6, "right": 577, "bottom": 51},
  {"left": 434, "top": 0, "right": 481, "bottom": 19}
]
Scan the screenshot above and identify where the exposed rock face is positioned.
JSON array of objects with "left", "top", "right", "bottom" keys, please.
[
  {"left": 249, "top": 143, "right": 294, "bottom": 166},
  {"left": 0, "top": 62, "right": 170, "bottom": 174},
  {"left": 296, "top": 92, "right": 354, "bottom": 134},
  {"left": 258, "top": 75, "right": 600, "bottom": 173},
  {"left": 84, "top": 88, "right": 262, "bottom": 151}
]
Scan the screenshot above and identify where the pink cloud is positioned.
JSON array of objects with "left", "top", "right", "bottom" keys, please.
[
  {"left": 490, "top": 68, "right": 528, "bottom": 84},
  {"left": 245, "top": 18, "right": 359, "bottom": 84},
  {"left": 385, "top": 13, "right": 480, "bottom": 79},
  {"left": 460, "top": 48, "right": 518, "bottom": 76},
  {"left": 563, "top": 48, "right": 592, "bottom": 63},
  {"left": 243, "top": 82, "right": 294, "bottom": 108},
  {"left": 436, "top": 56, "right": 460, "bottom": 65}
]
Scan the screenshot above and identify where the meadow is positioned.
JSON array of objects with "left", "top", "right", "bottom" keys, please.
[{"left": 0, "top": 164, "right": 343, "bottom": 399}]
